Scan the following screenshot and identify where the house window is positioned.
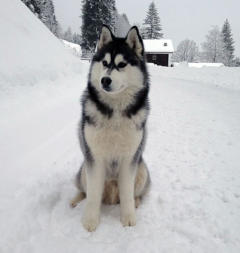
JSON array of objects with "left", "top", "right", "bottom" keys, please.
[
  {"left": 152, "top": 55, "right": 157, "bottom": 61},
  {"left": 164, "top": 42, "right": 168, "bottom": 46}
]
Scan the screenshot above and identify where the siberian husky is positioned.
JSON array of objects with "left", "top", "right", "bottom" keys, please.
[{"left": 71, "top": 25, "right": 150, "bottom": 231}]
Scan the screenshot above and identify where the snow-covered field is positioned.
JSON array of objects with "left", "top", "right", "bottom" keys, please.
[
  {"left": 1, "top": 62, "right": 240, "bottom": 253},
  {"left": 1, "top": 1, "right": 240, "bottom": 252}
]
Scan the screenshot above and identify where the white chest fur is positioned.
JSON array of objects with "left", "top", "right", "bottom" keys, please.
[{"left": 84, "top": 114, "right": 143, "bottom": 164}]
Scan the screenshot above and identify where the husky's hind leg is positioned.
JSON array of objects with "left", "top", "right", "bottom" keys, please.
[
  {"left": 134, "top": 196, "right": 141, "bottom": 208},
  {"left": 134, "top": 158, "right": 150, "bottom": 207},
  {"left": 70, "top": 163, "right": 87, "bottom": 207},
  {"left": 70, "top": 192, "right": 86, "bottom": 208}
]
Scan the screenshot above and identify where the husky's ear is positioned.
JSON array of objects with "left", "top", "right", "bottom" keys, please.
[
  {"left": 97, "top": 25, "right": 113, "bottom": 50},
  {"left": 126, "top": 26, "right": 144, "bottom": 57}
]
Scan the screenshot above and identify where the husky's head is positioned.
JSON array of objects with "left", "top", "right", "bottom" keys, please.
[{"left": 89, "top": 25, "right": 148, "bottom": 95}]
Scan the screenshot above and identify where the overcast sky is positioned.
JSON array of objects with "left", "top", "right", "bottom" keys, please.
[{"left": 53, "top": 0, "right": 240, "bottom": 56}]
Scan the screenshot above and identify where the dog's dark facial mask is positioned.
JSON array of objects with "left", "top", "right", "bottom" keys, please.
[{"left": 90, "top": 26, "right": 146, "bottom": 95}]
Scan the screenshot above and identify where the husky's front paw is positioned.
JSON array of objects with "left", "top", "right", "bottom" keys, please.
[
  {"left": 82, "top": 212, "right": 99, "bottom": 232},
  {"left": 120, "top": 211, "right": 136, "bottom": 227}
]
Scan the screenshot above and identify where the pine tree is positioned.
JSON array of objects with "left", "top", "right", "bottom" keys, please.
[
  {"left": 63, "top": 27, "right": 73, "bottom": 42},
  {"left": 81, "top": 0, "right": 100, "bottom": 53},
  {"left": 73, "top": 33, "right": 82, "bottom": 45},
  {"left": 56, "top": 23, "right": 64, "bottom": 39},
  {"left": 39, "top": 0, "right": 59, "bottom": 36},
  {"left": 201, "top": 26, "right": 225, "bottom": 63},
  {"left": 222, "top": 19, "right": 235, "bottom": 66},
  {"left": 143, "top": 2, "right": 163, "bottom": 39},
  {"left": 21, "top": 0, "right": 41, "bottom": 17},
  {"left": 81, "top": 0, "right": 116, "bottom": 55},
  {"left": 103, "top": 0, "right": 116, "bottom": 32},
  {"left": 21, "top": 0, "right": 59, "bottom": 37}
]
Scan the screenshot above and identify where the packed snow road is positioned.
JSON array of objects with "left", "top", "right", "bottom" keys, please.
[{"left": 0, "top": 64, "right": 240, "bottom": 253}]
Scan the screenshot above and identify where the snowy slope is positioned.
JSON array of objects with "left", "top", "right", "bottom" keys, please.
[
  {"left": 0, "top": 0, "right": 88, "bottom": 196},
  {"left": 61, "top": 39, "right": 82, "bottom": 57},
  {"left": 1, "top": 64, "right": 240, "bottom": 252},
  {"left": 0, "top": 0, "right": 82, "bottom": 93}
]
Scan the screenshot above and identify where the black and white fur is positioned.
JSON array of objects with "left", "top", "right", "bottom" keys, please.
[{"left": 71, "top": 25, "right": 150, "bottom": 231}]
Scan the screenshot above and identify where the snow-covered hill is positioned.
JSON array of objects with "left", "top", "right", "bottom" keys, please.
[{"left": 0, "top": 0, "right": 82, "bottom": 92}]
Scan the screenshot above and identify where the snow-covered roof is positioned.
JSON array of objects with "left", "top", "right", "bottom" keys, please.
[{"left": 143, "top": 39, "right": 174, "bottom": 53}]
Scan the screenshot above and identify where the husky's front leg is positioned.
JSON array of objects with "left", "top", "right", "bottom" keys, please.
[
  {"left": 82, "top": 164, "right": 105, "bottom": 232},
  {"left": 119, "top": 165, "right": 137, "bottom": 226}
]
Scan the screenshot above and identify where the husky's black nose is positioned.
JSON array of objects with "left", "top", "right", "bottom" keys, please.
[{"left": 101, "top": 77, "right": 112, "bottom": 91}]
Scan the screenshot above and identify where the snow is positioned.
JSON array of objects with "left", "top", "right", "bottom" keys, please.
[
  {"left": 144, "top": 39, "right": 174, "bottom": 53},
  {"left": 158, "top": 64, "right": 240, "bottom": 91},
  {"left": 61, "top": 39, "right": 82, "bottom": 57},
  {"left": 174, "top": 62, "right": 224, "bottom": 68},
  {"left": 1, "top": 62, "right": 240, "bottom": 252},
  {"left": 0, "top": 0, "right": 82, "bottom": 93},
  {"left": 1, "top": 1, "right": 240, "bottom": 252},
  {"left": 188, "top": 62, "right": 224, "bottom": 68}
]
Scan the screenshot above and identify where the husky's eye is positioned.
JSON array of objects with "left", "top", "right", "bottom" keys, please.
[
  {"left": 117, "top": 62, "right": 127, "bottom": 68},
  {"left": 102, "top": 60, "right": 108, "bottom": 67}
]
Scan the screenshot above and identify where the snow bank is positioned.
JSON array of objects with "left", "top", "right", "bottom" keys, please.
[
  {"left": 152, "top": 64, "right": 240, "bottom": 91},
  {"left": 0, "top": 0, "right": 82, "bottom": 93},
  {"left": 61, "top": 39, "right": 82, "bottom": 57},
  {"left": 188, "top": 63, "right": 224, "bottom": 68},
  {"left": 174, "top": 62, "right": 224, "bottom": 68}
]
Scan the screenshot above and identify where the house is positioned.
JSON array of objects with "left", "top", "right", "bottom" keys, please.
[{"left": 143, "top": 39, "right": 174, "bottom": 66}]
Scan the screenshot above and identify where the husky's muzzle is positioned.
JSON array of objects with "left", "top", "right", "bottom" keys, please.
[{"left": 101, "top": 77, "right": 112, "bottom": 92}]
